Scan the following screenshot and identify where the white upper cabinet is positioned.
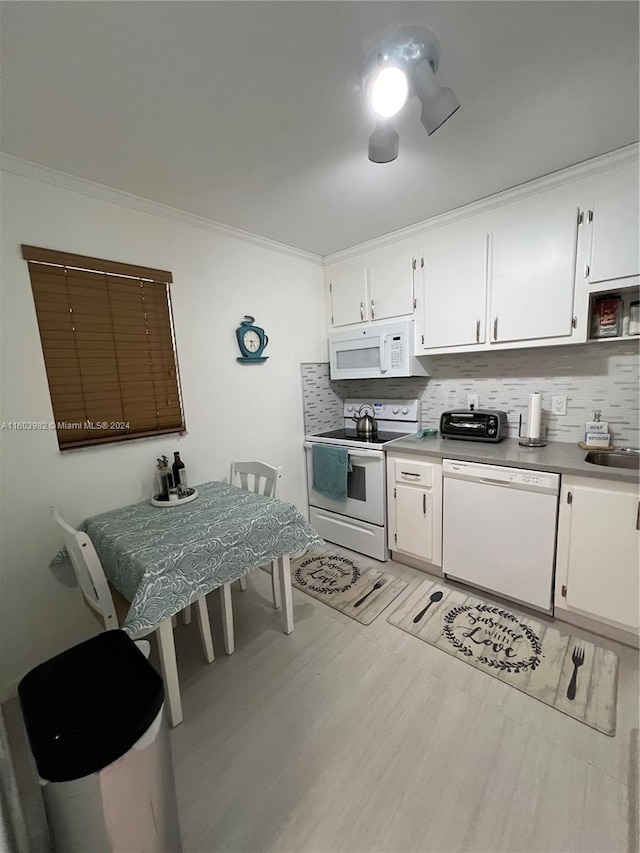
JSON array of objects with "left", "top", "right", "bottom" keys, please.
[
  {"left": 421, "top": 218, "right": 489, "bottom": 349},
  {"left": 325, "top": 148, "right": 638, "bottom": 348},
  {"left": 367, "top": 244, "right": 416, "bottom": 322},
  {"left": 326, "top": 242, "right": 416, "bottom": 329},
  {"left": 326, "top": 264, "right": 368, "bottom": 327},
  {"left": 488, "top": 192, "right": 579, "bottom": 344},
  {"left": 586, "top": 189, "right": 639, "bottom": 286}
]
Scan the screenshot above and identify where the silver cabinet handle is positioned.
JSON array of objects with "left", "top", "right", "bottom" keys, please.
[
  {"left": 423, "top": 493, "right": 426, "bottom": 515},
  {"left": 401, "top": 471, "right": 420, "bottom": 479},
  {"left": 371, "top": 299, "right": 375, "bottom": 319},
  {"left": 360, "top": 302, "right": 364, "bottom": 321},
  {"left": 476, "top": 319, "right": 480, "bottom": 343},
  {"left": 493, "top": 316, "right": 498, "bottom": 341}
]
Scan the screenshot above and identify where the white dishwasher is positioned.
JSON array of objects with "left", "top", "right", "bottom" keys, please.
[{"left": 442, "top": 459, "right": 560, "bottom": 613}]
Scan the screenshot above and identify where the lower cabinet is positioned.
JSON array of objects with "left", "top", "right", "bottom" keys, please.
[
  {"left": 387, "top": 454, "right": 442, "bottom": 568},
  {"left": 555, "top": 476, "right": 640, "bottom": 635}
]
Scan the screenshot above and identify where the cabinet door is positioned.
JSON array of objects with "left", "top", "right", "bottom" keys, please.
[
  {"left": 422, "top": 220, "right": 488, "bottom": 348},
  {"left": 564, "top": 485, "right": 640, "bottom": 630},
  {"left": 328, "top": 266, "right": 368, "bottom": 327},
  {"left": 589, "top": 190, "right": 640, "bottom": 284},
  {"left": 489, "top": 196, "right": 578, "bottom": 343},
  {"left": 395, "top": 484, "right": 434, "bottom": 562},
  {"left": 367, "top": 245, "right": 415, "bottom": 322}
]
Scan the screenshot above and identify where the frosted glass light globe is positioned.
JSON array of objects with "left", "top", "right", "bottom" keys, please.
[{"left": 370, "top": 66, "right": 409, "bottom": 118}]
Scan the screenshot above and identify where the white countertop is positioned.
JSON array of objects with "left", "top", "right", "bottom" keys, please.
[{"left": 385, "top": 435, "right": 639, "bottom": 484}]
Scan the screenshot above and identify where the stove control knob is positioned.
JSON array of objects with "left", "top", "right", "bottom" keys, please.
[
  {"left": 346, "top": 405, "right": 354, "bottom": 412},
  {"left": 401, "top": 406, "right": 409, "bottom": 414},
  {"left": 392, "top": 406, "right": 399, "bottom": 414}
]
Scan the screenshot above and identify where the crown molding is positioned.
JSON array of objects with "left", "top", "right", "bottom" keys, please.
[
  {"left": 0, "top": 153, "right": 323, "bottom": 265},
  {"left": 324, "top": 143, "right": 640, "bottom": 264},
  {"left": 2, "top": 144, "right": 636, "bottom": 266}
]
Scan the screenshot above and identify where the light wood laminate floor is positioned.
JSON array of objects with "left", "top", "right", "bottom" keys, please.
[{"left": 5, "top": 551, "right": 639, "bottom": 852}]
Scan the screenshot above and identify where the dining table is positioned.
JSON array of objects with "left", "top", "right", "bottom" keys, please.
[{"left": 57, "top": 480, "right": 323, "bottom": 726}]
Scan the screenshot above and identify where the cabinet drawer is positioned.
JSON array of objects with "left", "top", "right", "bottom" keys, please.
[{"left": 393, "top": 458, "right": 433, "bottom": 487}]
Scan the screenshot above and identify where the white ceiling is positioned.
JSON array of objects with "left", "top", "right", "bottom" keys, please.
[{"left": 1, "top": 2, "right": 638, "bottom": 257}]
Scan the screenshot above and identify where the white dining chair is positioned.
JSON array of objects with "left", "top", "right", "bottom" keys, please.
[
  {"left": 51, "top": 508, "right": 215, "bottom": 727},
  {"left": 221, "top": 461, "right": 282, "bottom": 654}
]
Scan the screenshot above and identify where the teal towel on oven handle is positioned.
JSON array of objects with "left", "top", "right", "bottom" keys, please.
[{"left": 312, "top": 444, "right": 353, "bottom": 502}]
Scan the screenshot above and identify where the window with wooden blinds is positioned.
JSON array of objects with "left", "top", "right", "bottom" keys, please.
[{"left": 22, "top": 245, "right": 186, "bottom": 450}]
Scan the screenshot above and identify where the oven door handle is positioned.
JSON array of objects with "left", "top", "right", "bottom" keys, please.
[{"left": 304, "top": 442, "right": 382, "bottom": 459}]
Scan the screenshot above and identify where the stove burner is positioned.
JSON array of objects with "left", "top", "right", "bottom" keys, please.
[{"left": 311, "top": 428, "right": 405, "bottom": 445}]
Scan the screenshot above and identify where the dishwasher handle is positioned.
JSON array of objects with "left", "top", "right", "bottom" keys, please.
[{"left": 478, "top": 477, "right": 513, "bottom": 488}]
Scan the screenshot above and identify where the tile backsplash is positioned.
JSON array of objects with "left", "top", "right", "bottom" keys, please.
[
  {"left": 300, "top": 363, "right": 346, "bottom": 432},
  {"left": 301, "top": 340, "right": 639, "bottom": 446}
]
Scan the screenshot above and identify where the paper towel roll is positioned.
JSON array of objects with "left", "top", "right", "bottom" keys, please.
[{"left": 527, "top": 392, "right": 542, "bottom": 440}]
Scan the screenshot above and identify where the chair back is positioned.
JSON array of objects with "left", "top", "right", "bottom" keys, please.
[
  {"left": 229, "top": 461, "right": 281, "bottom": 498},
  {"left": 51, "top": 508, "right": 119, "bottom": 630}
]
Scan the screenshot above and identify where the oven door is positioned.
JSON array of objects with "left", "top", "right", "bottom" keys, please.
[{"left": 304, "top": 443, "right": 385, "bottom": 526}]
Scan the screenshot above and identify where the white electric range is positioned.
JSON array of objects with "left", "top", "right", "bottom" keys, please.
[{"left": 304, "top": 399, "right": 420, "bottom": 561}]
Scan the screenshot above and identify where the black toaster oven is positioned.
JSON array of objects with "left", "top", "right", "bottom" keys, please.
[{"left": 440, "top": 409, "right": 509, "bottom": 442}]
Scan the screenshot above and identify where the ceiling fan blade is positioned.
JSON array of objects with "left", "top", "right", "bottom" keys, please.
[{"left": 368, "top": 122, "right": 399, "bottom": 163}]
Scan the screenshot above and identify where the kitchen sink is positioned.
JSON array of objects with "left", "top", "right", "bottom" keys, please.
[{"left": 584, "top": 451, "right": 640, "bottom": 470}]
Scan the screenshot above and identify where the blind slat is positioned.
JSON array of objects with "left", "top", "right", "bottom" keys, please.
[
  {"left": 60, "top": 426, "right": 185, "bottom": 451},
  {"left": 24, "top": 246, "right": 173, "bottom": 283}
]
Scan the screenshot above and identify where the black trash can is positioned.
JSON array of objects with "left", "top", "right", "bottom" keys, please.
[{"left": 18, "top": 630, "right": 182, "bottom": 852}]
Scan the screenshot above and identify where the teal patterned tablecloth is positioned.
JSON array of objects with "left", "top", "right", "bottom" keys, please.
[{"left": 79, "top": 481, "right": 323, "bottom": 636}]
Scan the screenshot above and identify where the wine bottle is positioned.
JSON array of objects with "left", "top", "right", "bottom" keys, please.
[{"left": 172, "top": 452, "right": 187, "bottom": 489}]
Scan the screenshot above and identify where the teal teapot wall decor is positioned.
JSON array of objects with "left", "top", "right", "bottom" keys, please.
[{"left": 235, "top": 315, "right": 269, "bottom": 364}]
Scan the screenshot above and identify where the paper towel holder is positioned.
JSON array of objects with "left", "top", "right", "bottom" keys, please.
[{"left": 518, "top": 414, "right": 548, "bottom": 447}]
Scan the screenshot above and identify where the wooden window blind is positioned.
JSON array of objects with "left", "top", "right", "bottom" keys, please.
[{"left": 22, "top": 245, "right": 186, "bottom": 450}]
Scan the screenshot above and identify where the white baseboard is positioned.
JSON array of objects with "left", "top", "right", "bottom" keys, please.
[
  {"left": 554, "top": 606, "right": 640, "bottom": 650},
  {"left": 390, "top": 550, "right": 443, "bottom": 577}
]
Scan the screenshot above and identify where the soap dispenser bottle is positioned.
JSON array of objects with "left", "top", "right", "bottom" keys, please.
[{"left": 156, "top": 456, "right": 174, "bottom": 498}]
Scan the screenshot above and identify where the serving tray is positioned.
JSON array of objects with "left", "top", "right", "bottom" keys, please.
[{"left": 151, "top": 487, "right": 198, "bottom": 507}]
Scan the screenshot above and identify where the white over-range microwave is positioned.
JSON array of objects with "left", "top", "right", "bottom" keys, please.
[{"left": 329, "top": 319, "right": 430, "bottom": 380}]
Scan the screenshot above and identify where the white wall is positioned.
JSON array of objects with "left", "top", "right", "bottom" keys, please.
[{"left": 0, "top": 170, "right": 326, "bottom": 697}]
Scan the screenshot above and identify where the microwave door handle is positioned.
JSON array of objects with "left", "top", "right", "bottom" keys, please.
[{"left": 380, "top": 335, "right": 390, "bottom": 373}]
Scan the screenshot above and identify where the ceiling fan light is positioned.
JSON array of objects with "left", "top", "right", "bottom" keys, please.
[
  {"left": 369, "top": 66, "right": 409, "bottom": 118},
  {"left": 368, "top": 122, "right": 400, "bottom": 163}
]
